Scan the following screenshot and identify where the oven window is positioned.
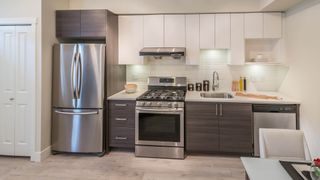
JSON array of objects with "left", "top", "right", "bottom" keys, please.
[{"left": 139, "top": 113, "right": 180, "bottom": 142}]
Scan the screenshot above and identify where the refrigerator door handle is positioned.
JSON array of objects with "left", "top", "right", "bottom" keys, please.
[
  {"left": 54, "top": 110, "right": 99, "bottom": 115},
  {"left": 76, "top": 51, "right": 82, "bottom": 99},
  {"left": 71, "top": 45, "right": 78, "bottom": 99}
]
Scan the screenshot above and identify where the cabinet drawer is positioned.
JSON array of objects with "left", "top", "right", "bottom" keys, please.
[
  {"left": 109, "top": 100, "right": 135, "bottom": 112},
  {"left": 109, "top": 127, "right": 135, "bottom": 148},
  {"left": 110, "top": 114, "right": 135, "bottom": 128}
]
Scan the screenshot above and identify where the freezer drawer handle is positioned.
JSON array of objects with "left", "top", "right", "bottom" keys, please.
[
  {"left": 115, "top": 118, "right": 127, "bottom": 121},
  {"left": 115, "top": 136, "right": 128, "bottom": 140},
  {"left": 54, "top": 110, "right": 99, "bottom": 115}
]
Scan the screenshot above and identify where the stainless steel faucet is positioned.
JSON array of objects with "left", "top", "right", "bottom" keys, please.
[{"left": 212, "top": 71, "right": 219, "bottom": 91}]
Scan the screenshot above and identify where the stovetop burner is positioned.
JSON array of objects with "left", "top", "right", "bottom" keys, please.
[{"left": 137, "top": 89, "right": 186, "bottom": 101}]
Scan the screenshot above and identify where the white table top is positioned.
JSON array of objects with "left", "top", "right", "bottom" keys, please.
[{"left": 241, "top": 157, "right": 293, "bottom": 180}]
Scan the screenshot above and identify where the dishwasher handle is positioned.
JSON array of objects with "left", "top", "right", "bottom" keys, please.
[{"left": 253, "top": 104, "right": 297, "bottom": 113}]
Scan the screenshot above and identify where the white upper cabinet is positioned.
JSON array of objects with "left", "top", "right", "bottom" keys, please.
[
  {"left": 119, "top": 15, "right": 144, "bottom": 65},
  {"left": 143, "top": 15, "right": 164, "bottom": 47},
  {"left": 245, "top": 13, "right": 263, "bottom": 39},
  {"left": 186, "top": 14, "right": 200, "bottom": 65},
  {"left": 263, "top": 13, "right": 282, "bottom": 38},
  {"left": 200, "top": 14, "right": 215, "bottom": 49},
  {"left": 164, "top": 15, "right": 186, "bottom": 47},
  {"left": 245, "top": 13, "right": 282, "bottom": 39},
  {"left": 229, "top": 14, "right": 245, "bottom": 65},
  {"left": 215, "top": 14, "right": 231, "bottom": 49}
]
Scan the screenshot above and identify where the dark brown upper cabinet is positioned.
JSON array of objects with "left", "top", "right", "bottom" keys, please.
[
  {"left": 56, "top": 10, "right": 81, "bottom": 38},
  {"left": 56, "top": 10, "right": 107, "bottom": 39},
  {"left": 81, "top": 10, "right": 106, "bottom": 38}
]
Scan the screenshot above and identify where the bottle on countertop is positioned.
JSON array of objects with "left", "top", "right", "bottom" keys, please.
[
  {"left": 188, "top": 83, "right": 195, "bottom": 91},
  {"left": 196, "top": 83, "right": 202, "bottom": 91},
  {"left": 232, "top": 80, "right": 239, "bottom": 92},
  {"left": 239, "top": 77, "right": 244, "bottom": 92},
  {"left": 243, "top": 77, "right": 247, "bottom": 91},
  {"left": 203, "top": 80, "right": 210, "bottom": 91}
]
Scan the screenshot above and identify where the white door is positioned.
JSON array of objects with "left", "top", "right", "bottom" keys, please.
[
  {"left": 186, "top": 15, "right": 200, "bottom": 65},
  {"left": 118, "top": 16, "right": 144, "bottom": 64},
  {"left": 164, "top": 15, "right": 186, "bottom": 47},
  {"left": 143, "top": 15, "right": 164, "bottom": 47},
  {"left": 244, "top": 13, "right": 263, "bottom": 39},
  {"left": 0, "top": 25, "right": 34, "bottom": 156},
  {"left": 263, "top": 13, "right": 282, "bottom": 39},
  {"left": 229, "top": 14, "right": 245, "bottom": 65},
  {"left": 200, "top": 14, "right": 215, "bottom": 49},
  {"left": 215, "top": 14, "right": 231, "bottom": 49},
  {"left": 0, "top": 26, "right": 16, "bottom": 156}
]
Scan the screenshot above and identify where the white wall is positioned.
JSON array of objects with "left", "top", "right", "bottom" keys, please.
[
  {"left": 0, "top": 0, "right": 42, "bottom": 153},
  {"left": 0, "top": 0, "right": 69, "bottom": 159},
  {"left": 41, "top": 0, "right": 69, "bottom": 151},
  {"left": 69, "top": 0, "right": 260, "bottom": 13},
  {"left": 127, "top": 50, "right": 288, "bottom": 92},
  {"left": 280, "top": 0, "right": 320, "bottom": 157}
]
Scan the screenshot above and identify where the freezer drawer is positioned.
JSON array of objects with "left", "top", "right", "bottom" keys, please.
[{"left": 51, "top": 108, "right": 104, "bottom": 153}]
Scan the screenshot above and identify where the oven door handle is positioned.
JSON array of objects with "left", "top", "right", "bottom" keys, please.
[{"left": 136, "top": 107, "right": 184, "bottom": 113}]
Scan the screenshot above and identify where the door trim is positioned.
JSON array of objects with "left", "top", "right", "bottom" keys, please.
[{"left": 0, "top": 18, "right": 37, "bottom": 162}]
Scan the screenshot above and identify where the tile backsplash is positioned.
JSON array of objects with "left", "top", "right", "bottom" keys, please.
[{"left": 126, "top": 50, "right": 289, "bottom": 92}]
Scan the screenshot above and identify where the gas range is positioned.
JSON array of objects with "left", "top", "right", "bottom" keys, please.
[
  {"left": 137, "top": 89, "right": 186, "bottom": 101},
  {"left": 136, "top": 89, "right": 185, "bottom": 108},
  {"left": 136, "top": 77, "right": 187, "bottom": 108},
  {"left": 135, "top": 76, "right": 187, "bottom": 159}
]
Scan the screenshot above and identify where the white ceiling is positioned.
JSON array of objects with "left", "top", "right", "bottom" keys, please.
[{"left": 69, "top": 0, "right": 305, "bottom": 13}]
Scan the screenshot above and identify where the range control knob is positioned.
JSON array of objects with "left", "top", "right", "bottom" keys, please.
[
  {"left": 146, "top": 102, "right": 152, "bottom": 106},
  {"left": 157, "top": 102, "right": 162, "bottom": 107},
  {"left": 139, "top": 102, "right": 145, "bottom": 106},
  {"left": 168, "top": 103, "right": 172, "bottom": 108}
]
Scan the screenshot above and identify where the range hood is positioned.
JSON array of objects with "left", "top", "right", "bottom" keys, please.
[{"left": 139, "top": 47, "right": 186, "bottom": 59}]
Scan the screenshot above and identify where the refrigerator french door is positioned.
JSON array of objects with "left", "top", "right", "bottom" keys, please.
[{"left": 52, "top": 43, "right": 105, "bottom": 155}]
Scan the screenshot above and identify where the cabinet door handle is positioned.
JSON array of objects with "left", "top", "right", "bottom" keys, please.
[
  {"left": 215, "top": 104, "right": 218, "bottom": 116},
  {"left": 220, "top": 104, "right": 223, "bottom": 116},
  {"left": 115, "top": 136, "right": 127, "bottom": 140},
  {"left": 115, "top": 118, "right": 127, "bottom": 121},
  {"left": 115, "top": 104, "right": 127, "bottom": 107}
]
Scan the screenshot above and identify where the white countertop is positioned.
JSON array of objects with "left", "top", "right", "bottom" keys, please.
[
  {"left": 107, "top": 90, "right": 146, "bottom": 101},
  {"left": 108, "top": 89, "right": 300, "bottom": 104},
  {"left": 186, "top": 91, "right": 300, "bottom": 104}
]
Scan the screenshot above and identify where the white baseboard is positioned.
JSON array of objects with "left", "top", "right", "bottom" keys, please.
[{"left": 31, "top": 146, "right": 51, "bottom": 162}]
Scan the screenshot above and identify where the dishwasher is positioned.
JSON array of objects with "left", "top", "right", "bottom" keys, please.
[{"left": 253, "top": 104, "right": 298, "bottom": 156}]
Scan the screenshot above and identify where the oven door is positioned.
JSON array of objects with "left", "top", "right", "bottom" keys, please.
[{"left": 135, "top": 107, "right": 184, "bottom": 147}]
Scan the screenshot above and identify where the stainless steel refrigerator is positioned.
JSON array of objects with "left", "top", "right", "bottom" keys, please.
[{"left": 52, "top": 43, "right": 105, "bottom": 155}]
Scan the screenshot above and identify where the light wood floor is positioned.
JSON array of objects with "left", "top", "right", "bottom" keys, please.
[{"left": 0, "top": 150, "right": 245, "bottom": 180}]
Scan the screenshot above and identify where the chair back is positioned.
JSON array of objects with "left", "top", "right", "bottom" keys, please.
[{"left": 259, "top": 128, "right": 311, "bottom": 161}]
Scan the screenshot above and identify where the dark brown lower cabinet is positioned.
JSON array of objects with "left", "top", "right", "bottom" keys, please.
[
  {"left": 219, "top": 103, "right": 253, "bottom": 153},
  {"left": 108, "top": 100, "right": 135, "bottom": 149},
  {"left": 186, "top": 102, "right": 219, "bottom": 153},
  {"left": 186, "top": 102, "right": 253, "bottom": 154}
]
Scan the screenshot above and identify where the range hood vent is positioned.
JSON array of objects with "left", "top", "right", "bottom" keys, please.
[{"left": 139, "top": 47, "right": 186, "bottom": 59}]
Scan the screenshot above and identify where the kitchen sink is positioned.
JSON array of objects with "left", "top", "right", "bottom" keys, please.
[{"left": 200, "top": 92, "right": 234, "bottom": 99}]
